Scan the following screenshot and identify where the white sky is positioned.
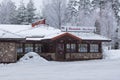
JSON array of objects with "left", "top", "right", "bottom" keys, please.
[{"left": 0, "top": 0, "right": 43, "bottom": 11}]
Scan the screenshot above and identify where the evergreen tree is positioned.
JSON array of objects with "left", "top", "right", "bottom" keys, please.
[
  {"left": 0, "top": 0, "right": 17, "bottom": 24},
  {"left": 26, "top": 0, "right": 36, "bottom": 24},
  {"left": 16, "top": 0, "right": 28, "bottom": 24}
]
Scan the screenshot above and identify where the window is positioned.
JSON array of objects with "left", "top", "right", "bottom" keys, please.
[
  {"left": 71, "top": 44, "right": 76, "bottom": 52},
  {"left": 17, "top": 44, "right": 23, "bottom": 53},
  {"left": 25, "top": 44, "right": 33, "bottom": 53},
  {"left": 35, "top": 44, "right": 42, "bottom": 53},
  {"left": 90, "top": 44, "right": 99, "bottom": 52},
  {"left": 66, "top": 43, "right": 76, "bottom": 53},
  {"left": 66, "top": 44, "right": 70, "bottom": 52},
  {"left": 78, "top": 44, "right": 88, "bottom": 52}
]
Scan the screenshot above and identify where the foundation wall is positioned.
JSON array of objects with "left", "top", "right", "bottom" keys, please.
[
  {"left": 40, "top": 53, "right": 102, "bottom": 61},
  {"left": 65, "top": 53, "right": 102, "bottom": 60},
  {"left": 0, "top": 42, "right": 17, "bottom": 63}
]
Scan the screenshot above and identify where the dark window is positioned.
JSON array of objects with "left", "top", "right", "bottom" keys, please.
[
  {"left": 66, "top": 43, "right": 76, "bottom": 53},
  {"left": 17, "top": 44, "right": 23, "bottom": 53},
  {"left": 25, "top": 44, "right": 33, "bottom": 53},
  {"left": 35, "top": 44, "right": 42, "bottom": 53},
  {"left": 78, "top": 44, "right": 88, "bottom": 52},
  {"left": 90, "top": 44, "right": 99, "bottom": 52}
]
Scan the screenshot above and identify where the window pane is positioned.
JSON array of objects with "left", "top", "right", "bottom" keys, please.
[
  {"left": 66, "top": 44, "right": 70, "bottom": 52},
  {"left": 78, "top": 44, "right": 88, "bottom": 52},
  {"left": 66, "top": 44, "right": 76, "bottom": 53},
  {"left": 71, "top": 44, "right": 76, "bottom": 52},
  {"left": 90, "top": 44, "right": 99, "bottom": 52},
  {"left": 35, "top": 44, "right": 42, "bottom": 53},
  {"left": 25, "top": 44, "right": 33, "bottom": 53},
  {"left": 17, "top": 44, "right": 23, "bottom": 53}
]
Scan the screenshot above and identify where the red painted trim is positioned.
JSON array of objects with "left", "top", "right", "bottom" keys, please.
[{"left": 51, "top": 32, "right": 82, "bottom": 41}]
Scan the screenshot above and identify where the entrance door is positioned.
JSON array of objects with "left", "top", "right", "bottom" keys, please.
[{"left": 56, "top": 43, "right": 65, "bottom": 61}]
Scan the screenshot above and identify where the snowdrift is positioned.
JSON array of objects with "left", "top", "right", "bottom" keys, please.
[
  {"left": 103, "top": 49, "right": 120, "bottom": 60},
  {"left": 19, "top": 52, "right": 48, "bottom": 63}
]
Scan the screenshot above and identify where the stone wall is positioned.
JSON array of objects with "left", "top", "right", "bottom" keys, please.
[
  {"left": 0, "top": 42, "right": 17, "bottom": 63},
  {"left": 40, "top": 53, "right": 56, "bottom": 60},
  {"left": 66, "top": 53, "right": 102, "bottom": 60},
  {"left": 40, "top": 53, "right": 102, "bottom": 61}
]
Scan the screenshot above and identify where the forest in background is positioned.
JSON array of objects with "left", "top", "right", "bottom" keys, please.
[{"left": 0, "top": 0, "right": 120, "bottom": 48}]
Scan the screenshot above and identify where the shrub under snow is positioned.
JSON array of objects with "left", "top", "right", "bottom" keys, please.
[{"left": 19, "top": 52, "right": 48, "bottom": 63}]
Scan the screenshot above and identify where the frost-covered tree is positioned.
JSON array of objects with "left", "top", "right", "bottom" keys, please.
[
  {"left": 76, "top": 0, "right": 95, "bottom": 26},
  {"left": 92, "top": 0, "right": 119, "bottom": 48},
  {"left": 0, "top": 4, "right": 1, "bottom": 24},
  {"left": 99, "top": 1, "right": 117, "bottom": 48},
  {"left": 92, "top": 0, "right": 120, "bottom": 31},
  {"left": 16, "top": 0, "right": 28, "bottom": 24},
  {"left": 43, "top": 0, "right": 67, "bottom": 29},
  {"left": 64, "top": 0, "right": 78, "bottom": 26},
  {"left": 65, "top": 0, "right": 96, "bottom": 27},
  {"left": 92, "top": 0, "right": 107, "bottom": 34},
  {"left": 111, "top": 0, "right": 120, "bottom": 26},
  {"left": 26, "top": 0, "right": 36, "bottom": 24},
  {"left": 0, "top": 0, "right": 17, "bottom": 24}
]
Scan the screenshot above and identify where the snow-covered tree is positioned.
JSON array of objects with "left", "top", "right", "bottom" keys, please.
[
  {"left": 64, "top": 0, "right": 78, "bottom": 26},
  {"left": 65, "top": 0, "right": 96, "bottom": 27},
  {"left": 76, "top": 0, "right": 95, "bottom": 26},
  {"left": 92, "top": 0, "right": 107, "bottom": 34},
  {"left": 98, "top": 1, "right": 117, "bottom": 48},
  {"left": 111, "top": 0, "right": 120, "bottom": 26},
  {"left": 43, "top": 0, "right": 67, "bottom": 29},
  {"left": 26, "top": 0, "right": 36, "bottom": 24},
  {"left": 16, "top": 0, "right": 28, "bottom": 24},
  {"left": 0, "top": 0, "right": 17, "bottom": 24}
]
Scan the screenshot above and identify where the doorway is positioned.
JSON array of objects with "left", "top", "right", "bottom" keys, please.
[{"left": 56, "top": 43, "right": 65, "bottom": 60}]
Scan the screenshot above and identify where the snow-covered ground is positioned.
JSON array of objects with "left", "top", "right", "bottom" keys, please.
[{"left": 0, "top": 51, "right": 120, "bottom": 80}]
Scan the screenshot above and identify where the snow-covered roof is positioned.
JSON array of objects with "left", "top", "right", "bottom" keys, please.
[
  {"left": 27, "top": 32, "right": 111, "bottom": 41},
  {"left": 17, "top": 25, "right": 61, "bottom": 37},
  {"left": 0, "top": 24, "right": 31, "bottom": 33},
  {"left": 0, "top": 24, "right": 111, "bottom": 41},
  {"left": 0, "top": 28, "right": 23, "bottom": 39},
  {"left": 72, "top": 32, "right": 111, "bottom": 41}
]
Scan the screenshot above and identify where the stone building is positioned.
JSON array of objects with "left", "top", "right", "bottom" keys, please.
[{"left": 0, "top": 24, "right": 111, "bottom": 63}]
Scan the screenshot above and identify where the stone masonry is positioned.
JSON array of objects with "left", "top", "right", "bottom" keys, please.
[{"left": 0, "top": 42, "right": 17, "bottom": 63}]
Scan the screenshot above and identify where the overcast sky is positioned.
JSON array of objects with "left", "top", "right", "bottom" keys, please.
[{"left": 0, "top": 0, "right": 43, "bottom": 11}]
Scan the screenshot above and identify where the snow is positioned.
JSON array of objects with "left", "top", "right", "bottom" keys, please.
[
  {"left": 17, "top": 25, "right": 61, "bottom": 37},
  {"left": 118, "top": 12, "right": 120, "bottom": 16},
  {"left": 0, "top": 28, "right": 23, "bottom": 38},
  {"left": 44, "top": 32, "right": 111, "bottom": 41},
  {"left": 0, "top": 24, "right": 110, "bottom": 41},
  {"left": 103, "top": 49, "right": 120, "bottom": 60},
  {"left": 19, "top": 52, "right": 48, "bottom": 63},
  {"left": 72, "top": 32, "right": 111, "bottom": 41},
  {"left": 0, "top": 24, "right": 31, "bottom": 33},
  {"left": 0, "top": 50, "right": 120, "bottom": 80},
  {"left": 90, "top": 0, "right": 93, "bottom": 2}
]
